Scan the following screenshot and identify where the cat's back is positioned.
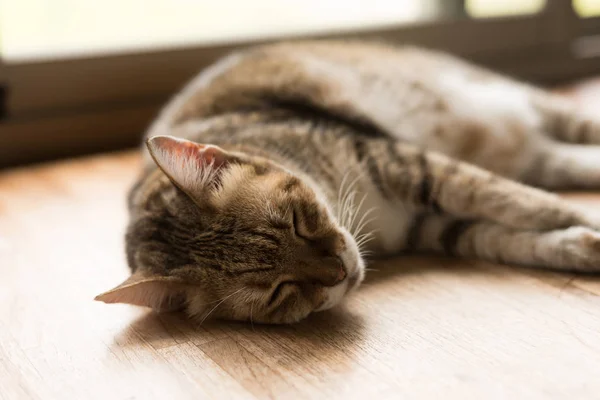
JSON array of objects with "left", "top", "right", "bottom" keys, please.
[{"left": 145, "top": 40, "right": 463, "bottom": 142}]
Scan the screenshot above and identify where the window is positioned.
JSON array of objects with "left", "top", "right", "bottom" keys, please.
[
  {"left": 573, "top": 0, "right": 600, "bottom": 18},
  {"left": 465, "top": 0, "right": 546, "bottom": 18},
  {"left": 2, "top": 0, "right": 600, "bottom": 167},
  {"left": 1, "top": 0, "right": 453, "bottom": 62}
]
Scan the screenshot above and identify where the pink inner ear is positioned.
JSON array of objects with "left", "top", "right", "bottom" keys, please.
[
  {"left": 147, "top": 135, "right": 232, "bottom": 196},
  {"left": 200, "top": 146, "right": 227, "bottom": 168},
  {"left": 151, "top": 136, "right": 227, "bottom": 169},
  {"left": 152, "top": 136, "right": 225, "bottom": 167}
]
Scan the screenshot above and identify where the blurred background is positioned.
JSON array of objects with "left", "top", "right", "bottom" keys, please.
[{"left": 1, "top": 0, "right": 599, "bottom": 167}]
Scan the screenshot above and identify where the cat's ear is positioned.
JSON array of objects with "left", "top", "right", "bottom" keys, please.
[
  {"left": 94, "top": 271, "right": 190, "bottom": 312},
  {"left": 146, "top": 135, "right": 230, "bottom": 197}
]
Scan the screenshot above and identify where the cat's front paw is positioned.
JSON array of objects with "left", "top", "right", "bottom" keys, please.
[
  {"left": 575, "top": 206, "right": 600, "bottom": 231},
  {"left": 554, "top": 226, "right": 600, "bottom": 271}
]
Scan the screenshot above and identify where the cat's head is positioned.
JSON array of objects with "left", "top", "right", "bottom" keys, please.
[{"left": 95, "top": 135, "right": 364, "bottom": 324}]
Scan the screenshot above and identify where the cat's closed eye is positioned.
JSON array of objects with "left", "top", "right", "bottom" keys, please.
[
  {"left": 268, "top": 206, "right": 315, "bottom": 241},
  {"left": 292, "top": 209, "right": 314, "bottom": 242},
  {"left": 267, "top": 280, "right": 299, "bottom": 307}
]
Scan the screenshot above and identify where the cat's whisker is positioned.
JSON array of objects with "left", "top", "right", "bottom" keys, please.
[
  {"left": 355, "top": 231, "right": 377, "bottom": 249},
  {"left": 357, "top": 239, "right": 375, "bottom": 249},
  {"left": 342, "top": 203, "right": 352, "bottom": 231},
  {"left": 339, "top": 179, "right": 353, "bottom": 217},
  {"left": 353, "top": 208, "right": 378, "bottom": 237},
  {"left": 346, "top": 169, "right": 364, "bottom": 194},
  {"left": 355, "top": 226, "right": 377, "bottom": 246},
  {"left": 348, "top": 193, "right": 369, "bottom": 233},
  {"left": 339, "top": 170, "right": 359, "bottom": 223},
  {"left": 355, "top": 229, "right": 373, "bottom": 239},
  {"left": 342, "top": 190, "right": 358, "bottom": 230},
  {"left": 353, "top": 207, "right": 377, "bottom": 235},
  {"left": 194, "top": 289, "right": 246, "bottom": 307},
  {"left": 356, "top": 236, "right": 375, "bottom": 249},
  {"left": 339, "top": 189, "right": 350, "bottom": 226},
  {"left": 337, "top": 170, "right": 364, "bottom": 228},
  {"left": 356, "top": 229, "right": 377, "bottom": 241},
  {"left": 345, "top": 173, "right": 363, "bottom": 201},
  {"left": 337, "top": 170, "right": 352, "bottom": 221},
  {"left": 198, "top": 288, "right": 245, "bottom": 325}
]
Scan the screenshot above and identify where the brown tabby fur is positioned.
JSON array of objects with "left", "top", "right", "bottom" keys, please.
[{"left": 97, "top": 40, "right": 600, "bottom": 324}]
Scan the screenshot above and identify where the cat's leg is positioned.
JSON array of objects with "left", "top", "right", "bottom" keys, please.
[
  {"left": 521, "top": 141, "right": 600, "bottom": 189},
  {"left": 405, "top": 213, "right": 600, "bottom": 272},
  {"left": 508, "top": 92, "right": 600, "bottom": 189},
  {"left": 533, "top": 92, "right": 600, "bottom": 144},
  {"left": 358, "top": 139, "right": 600, "bottom": 231}
]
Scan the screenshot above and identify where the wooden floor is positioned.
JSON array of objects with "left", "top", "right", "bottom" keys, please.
[{"left": 3, "top": 81, "right": 600, "bottom": 400}]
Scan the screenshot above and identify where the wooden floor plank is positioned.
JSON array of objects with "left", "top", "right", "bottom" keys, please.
[{"left": 199, "top": 337, "right": 298, "bottom": 399}]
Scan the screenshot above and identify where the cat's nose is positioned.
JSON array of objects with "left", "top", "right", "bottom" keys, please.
[
  {"left": 318, "top": 257, "right": 347, "bottom": 286},
  {"left": 300, "top": 257, "right": 347, "bottom": 286},
  {"left": 334, "top": 261, "right": 347, "bottom": 284}
]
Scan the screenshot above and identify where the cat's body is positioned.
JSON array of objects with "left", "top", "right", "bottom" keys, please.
[{"left": 97, "top": 40, "right": 600, "bottom": 323}]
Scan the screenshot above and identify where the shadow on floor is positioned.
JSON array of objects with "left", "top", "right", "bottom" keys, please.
[{"left": 112, "top": 299, "right": 368, "bottom": 369}]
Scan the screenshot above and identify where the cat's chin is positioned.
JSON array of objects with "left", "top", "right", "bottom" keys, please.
[{"left": 314, "top": 281, "right": 349, "bottom": 312}]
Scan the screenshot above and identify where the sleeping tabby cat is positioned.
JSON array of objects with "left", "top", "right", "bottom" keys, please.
[{"left": 96, "top": 40, "right": 600, "bottom": 324}]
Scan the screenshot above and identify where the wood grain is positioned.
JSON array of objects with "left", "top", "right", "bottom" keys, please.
[{"left": 2, "top": 82, "right": 600, "bottom": 399}]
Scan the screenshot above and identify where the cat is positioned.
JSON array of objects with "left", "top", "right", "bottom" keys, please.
[{"left": 96, "top": 40, "right": 600, "bottom": 324}]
